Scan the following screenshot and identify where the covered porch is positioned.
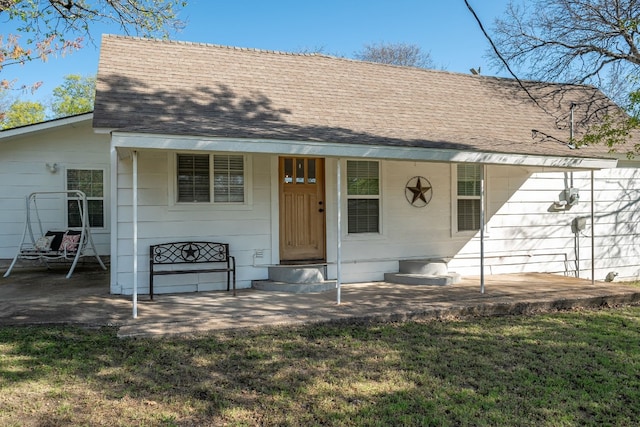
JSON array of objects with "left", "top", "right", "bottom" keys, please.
[
  {"left": 0, "top": 266, "right": 638, "bottom": 338},
  {"left": 113, "top": 137, "right": 617, "bottom": 314}
]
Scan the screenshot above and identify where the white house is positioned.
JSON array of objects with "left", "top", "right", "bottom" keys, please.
[{"left": 3, "top": 34, "right": 639, "bottom": 296}]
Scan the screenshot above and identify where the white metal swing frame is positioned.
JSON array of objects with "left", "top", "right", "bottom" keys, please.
[{"left": 3, "top": 190, "right": 107, "bottom": 279}]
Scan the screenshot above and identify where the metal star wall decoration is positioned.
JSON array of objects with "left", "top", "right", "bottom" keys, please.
[{"left": 405, "top": 176, "right": 433, "bottom": 207}]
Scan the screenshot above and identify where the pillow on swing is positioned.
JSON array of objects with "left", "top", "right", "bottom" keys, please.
[
  {"left": 60, "top": 232, "right": 81, "bottom": 252},
  {"left": 34, "top": 235, "right": 54, "bottom": 251},
  {"left": 45, "top": 231, "right": 65, "bottom": 251}
]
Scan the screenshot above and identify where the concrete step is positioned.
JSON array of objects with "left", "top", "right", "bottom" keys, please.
[
  {"left": 252, "top": 280, "right": 337, "bottom": 293},
  {"left": 267, "top": 264, "right": 326, "bottom": 283},
  {"left": 252, "top": 264, "right": 334, "bottom": 293},
  {"left": 399, "top": 259, "right": 449, "bottom": 275},
  {"left": 384, "top": 272, "right": 461, "bottom": 286}
]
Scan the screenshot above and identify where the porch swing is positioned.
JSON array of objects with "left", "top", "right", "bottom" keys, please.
[{"left": 3, "top": 190, "right": 107, "bottom": 279}]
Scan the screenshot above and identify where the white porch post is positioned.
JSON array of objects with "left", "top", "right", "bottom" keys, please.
[
  {"left": 591, "top": 170, "right": 595, "bottom": 285},
  {"left": 480, "top": 164, "right": 486, "bottom": 294},
  {"left": 336, "top": 158, "right": 342, "bottom": 305},
  {"left": 132, "top": 150, "right": 139, "bottom": 318},
  {"left": 109, "top": 145, "right": 119, "bottom": 294}
]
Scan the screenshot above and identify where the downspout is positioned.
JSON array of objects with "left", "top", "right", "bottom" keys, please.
[
  {"left": 575, "top": 231, "right": 580, "bottom": 277},
  {"left": 570, "top": 103, "right": 575, "bottom": 142},
  {"left": 570, "top": 103, "right": 575, "bottom": 190},
  {"left": 132, "top": 150, "right": 138, "bottom": 319},
  {"left": 336, "top": 158, "right": 342, "bottom": 305},
  {"left": 480, "top": 164, "right": 485, "bottom": 294}
]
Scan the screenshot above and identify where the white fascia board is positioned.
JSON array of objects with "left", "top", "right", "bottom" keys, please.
[
  {"left": 111, "top": 133, "right": 618, "bottom": 170},
  {"left": 0, "top": 113, "right": 93, "bottom": 140},
  {"left": 616, "top": 159, "right": 640, "bottom": 168},
  {"left": 93, "top": 127, "right": 113, "bottom": 135}
]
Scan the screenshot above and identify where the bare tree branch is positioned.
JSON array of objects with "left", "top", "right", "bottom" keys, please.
[
  {"left": 354, "top": 42, "right": 435, "bottom": 68},
  {"left": 491, "top": 0, "right": 640, "bottom": 101}
]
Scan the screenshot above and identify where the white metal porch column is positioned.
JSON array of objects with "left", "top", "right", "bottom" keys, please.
[
  {"left": 336, "top": 158, "right": 342, "bottom": 305},
  {"left": 591, "top": 170, "right": 595, "bottom": 285},
  {"left": 132, "top": 150, "right": 139, "bottom": 318},
  {"left": 480, "top": 164, "right": 486, "bottom": 294}
]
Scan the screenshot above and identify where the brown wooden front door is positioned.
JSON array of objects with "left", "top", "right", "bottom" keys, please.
[{"left": 279, "top": 157, "right": 326, "bottom": 262}]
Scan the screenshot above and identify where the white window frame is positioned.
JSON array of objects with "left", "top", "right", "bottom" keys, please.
[
  {"left": 169, "top": 152, "right": 252, "bottom": 210},
  {"left": 345, "top": 159, "right": 382, "bottom": 236},
  {"left": 451, "top": 163, "right": 487, "bottom": 235},
  {"left": 65, "top": 167, "right": 106, "bottom": 230}
]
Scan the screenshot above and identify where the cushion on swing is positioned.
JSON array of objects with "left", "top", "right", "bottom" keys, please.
[
  {"left": 60, "top": 231, "right": 81, "bottom": 253},
  {"left": 34, "top": 235, "right": 54, "bottom": 251},
  {"left": 45, "top": 231, "right": 66, "bottom": 251}
]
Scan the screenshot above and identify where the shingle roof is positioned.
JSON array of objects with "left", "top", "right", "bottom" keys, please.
[{"left": 94, "top": 35, "right": 621, "bottom": 159}]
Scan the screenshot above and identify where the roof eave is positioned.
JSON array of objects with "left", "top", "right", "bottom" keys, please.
[
  {"left": 0, "top": 113, "right": 94, "bottom": 140},
  {"left": 110, "top": 132, "right": 618, "bottom": 170}
]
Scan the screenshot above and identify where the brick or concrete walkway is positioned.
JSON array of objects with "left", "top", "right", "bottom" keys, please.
[{"left": 1, "top": 267, "right": 638, "bottom": 338}]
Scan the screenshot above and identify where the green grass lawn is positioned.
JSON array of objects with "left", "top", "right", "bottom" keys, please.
[{"left": 1, "top": 305, "right": 639, "bottom": 426}]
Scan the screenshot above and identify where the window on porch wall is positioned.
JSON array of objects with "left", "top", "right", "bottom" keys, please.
[
  {"left": 66, "top": 169, "right": 105, "bottom": 228},
  {"left": 177, "top": 153, "right": 245, "bottom": 203},
  {"left": 213, "top": 155, "right": 244, "bottom": 202},
  {"left": 347, "top": 160, "right": 380, "bottom": 233},
  {"left": 456, "top": 164, "right": 481, "bottom": 231}
]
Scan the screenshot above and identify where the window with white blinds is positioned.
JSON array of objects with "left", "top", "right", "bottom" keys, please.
[
  {"left": 177, "top": 154, "right": 245, "bottom": 203},
  {"left": 213, "top": 155, "right": 245, "bottom": 202},
  {"left": 347, "top": 160, "right": 380, "bottom": 233},
  {"left": 177, "top": 154, "right": 210, "bottom": 203},
  {"left": 456, "top": 164, "right": 481, "bottom": 231}
]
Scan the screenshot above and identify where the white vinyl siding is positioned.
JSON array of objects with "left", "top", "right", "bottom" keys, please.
[{"left": 112, "top": 152, "right": 640, "bottom": 294}]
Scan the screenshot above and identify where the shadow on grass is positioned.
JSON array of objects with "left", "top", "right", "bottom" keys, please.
[{"left": 0, "top": 307, "right": 639, "bottom": 425}]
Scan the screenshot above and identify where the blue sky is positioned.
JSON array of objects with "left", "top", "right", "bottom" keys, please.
[{"left": 3, "top": 0, "right": 512, "bottom": 105}]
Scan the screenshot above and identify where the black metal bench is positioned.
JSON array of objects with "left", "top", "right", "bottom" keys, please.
[{"left": 149, "top": 241, "right": 236, "bottom": 299}]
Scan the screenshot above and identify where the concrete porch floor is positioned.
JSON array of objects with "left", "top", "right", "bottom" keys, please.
[{"left": 0, "top": 265, "right": 639, "bottom": 338}]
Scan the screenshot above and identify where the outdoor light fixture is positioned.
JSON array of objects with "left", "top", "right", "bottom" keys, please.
[
  {"left": 566, "top": 188, "right": 579, "bottom": 206},
  {"left": 552, "top": 188, "right": 579, "bottom": 211},
  {"left": 46, "top": 163, "right": 58, "bottom": 174}
]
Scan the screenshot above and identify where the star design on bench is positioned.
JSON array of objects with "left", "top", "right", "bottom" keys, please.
[
  {"left": 181, "top": 243, "right": 200, "bottom": 261},
  {"left": 405, "top": 176, "right": 433, "bottom": 207}
]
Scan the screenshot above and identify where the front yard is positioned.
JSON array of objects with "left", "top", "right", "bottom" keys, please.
[{"left": 1, "top": 305, "right": 639, "bottom": 426}]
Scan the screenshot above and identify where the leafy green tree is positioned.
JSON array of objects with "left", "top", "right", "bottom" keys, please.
[
  {"left": 1, "top": 100, "right": 45, "bottom": 129},
  {"left": 0, "top": 1, "right": 186, "bottom": 87},
  {"left": 0, "top": 88, "right": 12, "bottom": 117},
  {"left": 51, "top": 74, "right": 96, "bottom": 117},
  {"left": 0, "top": 1, "right": 187, "bottom": 121}
]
